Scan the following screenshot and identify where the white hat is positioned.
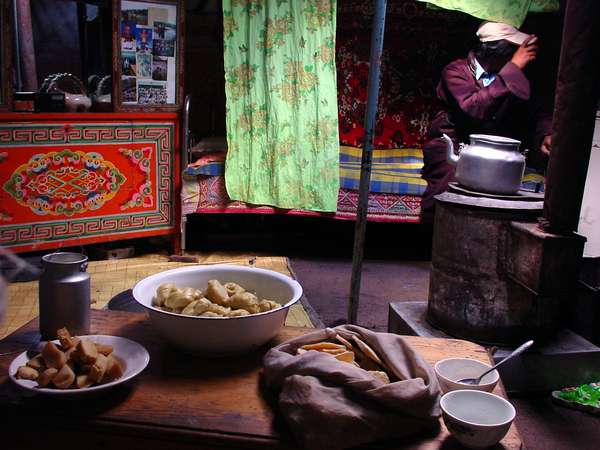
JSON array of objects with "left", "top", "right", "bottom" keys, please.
[{"left": 476, "top": 21, "right": 531, "bottom": 45}]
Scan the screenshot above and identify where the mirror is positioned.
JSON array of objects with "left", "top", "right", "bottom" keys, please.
[{"left": 14, "top": 0, "right": 112, "bottom": 111}]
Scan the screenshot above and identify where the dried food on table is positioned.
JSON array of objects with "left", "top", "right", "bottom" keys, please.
[{"left": 14, "top": 328, "right": 124, "bottom": 390}]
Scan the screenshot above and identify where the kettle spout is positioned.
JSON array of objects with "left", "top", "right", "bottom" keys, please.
[{"left": 443, "top": 133, "right": 460, "bottom": 166}]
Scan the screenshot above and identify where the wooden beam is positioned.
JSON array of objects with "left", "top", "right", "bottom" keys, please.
[{"left": 542, "top": 0, "right": 600, "bottom": 233}]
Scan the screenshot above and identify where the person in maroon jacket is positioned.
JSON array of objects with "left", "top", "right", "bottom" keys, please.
[{"left": 421, "top": 22, "right": 553, "bottom": 212}]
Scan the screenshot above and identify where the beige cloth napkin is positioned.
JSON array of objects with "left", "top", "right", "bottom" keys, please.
[{"left": 263, "top": 325, "right": 441, "bottom": 449}]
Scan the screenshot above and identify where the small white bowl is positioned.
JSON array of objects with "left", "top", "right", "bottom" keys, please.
[
  {"left": 9, "top": 335, "right": 149, "bottom": 397},
  {"left": 441, "top": 390, "right": 516, "bottom": 449},
  {"left": 133, "top": 264, "right": 303, "bottom": 355},
  {"left": 435, "top": 358, "right": 499, "bottom": 393}
]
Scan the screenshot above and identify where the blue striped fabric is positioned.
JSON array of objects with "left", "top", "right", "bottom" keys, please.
[
  {"left": 339, "top": 146, "right": 427, "bottom": 195},
  {"left": 184, "top": 162, "right": 225, "bottom": 177},
  {"left": 184, "top": 146, "right": 545, "bottom": 196}
]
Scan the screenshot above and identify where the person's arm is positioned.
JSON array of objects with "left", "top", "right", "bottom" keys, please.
[{"left": 442, "top": 62, "right": 530, "bottom": 122}]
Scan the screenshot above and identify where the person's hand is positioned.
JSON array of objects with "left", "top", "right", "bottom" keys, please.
[
  {"left": 511, "top": 36, "right": 539, "bottom": 70},
  {"left": 541, "top": 135, "right": 552, "bottom": 155}
]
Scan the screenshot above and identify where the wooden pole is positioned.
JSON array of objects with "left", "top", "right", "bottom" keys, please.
[
  {"left": 348, "top": 0, "right": 387, "bottom": 325},
  {"left": 542, "top": 0, "right": 600, "bottom": 233},
  {"left": 15, "top": 0, "right": 37, "bottom": 91}
]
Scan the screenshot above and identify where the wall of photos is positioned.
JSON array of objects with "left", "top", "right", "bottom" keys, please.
[{"left": 120, "top": 0, "right": 177, "bottom": 105}]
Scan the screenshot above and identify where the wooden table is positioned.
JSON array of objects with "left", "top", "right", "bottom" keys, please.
[{"left": 0, "top": 310, "right": 523, "bottom": 449}]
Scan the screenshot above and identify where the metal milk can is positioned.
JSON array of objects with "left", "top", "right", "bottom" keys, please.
[{"left": 39, "top": 252, "right": 90, "bottom": 339}]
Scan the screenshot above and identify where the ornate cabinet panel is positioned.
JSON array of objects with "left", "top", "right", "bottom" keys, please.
[{"left": 0, "top": 115, "right": 179, "bottom": 252}]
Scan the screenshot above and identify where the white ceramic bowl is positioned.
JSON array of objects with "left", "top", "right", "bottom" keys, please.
[
  {"left": 132, "top": 264, "right": 303, "bottom": 356},
  {"left": 435, "top": 358, "right": 499, "bottom": 393},
  {"left": 441, "top": 390, "right": 516, "bottom": 449},
  {"left": 9, "top": 335, "right": 149, "bottom": 396}
]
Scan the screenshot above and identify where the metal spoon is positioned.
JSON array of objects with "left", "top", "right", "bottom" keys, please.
[{"left": 458, "top": 340, "right": 534, "bottom": 385}]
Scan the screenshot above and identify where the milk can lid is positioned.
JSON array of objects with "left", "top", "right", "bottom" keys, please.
[{"left": 42, "top": 252, "right": 88, "bottom": 265}]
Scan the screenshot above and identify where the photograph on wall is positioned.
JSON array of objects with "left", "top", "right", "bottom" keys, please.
[
  {"left": 138, "top": 82, "right": 167, "bottom": 104},
  {"left": 122, "top": 52, "right": 137, "bottom": 76},
  {"left": 148, "top": 7, "right": 168, "bottom": 24},
  {"left": 136, "top": 26, "right": 152, "bottom": 54},
  {"left": 152, "top": 57, "right": 168, "bottom": 81},
  {"left": 152, "top": 37, "right": 174, "bottom": 57},
  {"left": 122, "top": 77, "right": 137, "bottom": 103},
  {"left": 121, "top": 22, "right": 137, "bottom": 52},
  {"left": 153, "top": 21, "right": 176, "bottom": 57},
  {"left": 122, "top": 8, "right": 148, "bottom": 25},
  {"left": 154, "top": 21, "right": 176, "bottom": 41},
  {"left": 136, "top": 53, "right": 152, "bottom": 79}
]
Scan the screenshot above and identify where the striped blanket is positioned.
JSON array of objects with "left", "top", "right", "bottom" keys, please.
[
  {"left": 184, "top": 146, "right": 544, "bottom": 196},
  {"left": 185, "top": 146, "right": 429, "bottom": 196},
  {"left": 338, "top": 146, "right": 427, "bottom": 195}
]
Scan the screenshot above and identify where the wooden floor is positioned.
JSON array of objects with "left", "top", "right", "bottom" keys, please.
[{"left": 1, "top": 252, "right": 314, "bottom": 339}]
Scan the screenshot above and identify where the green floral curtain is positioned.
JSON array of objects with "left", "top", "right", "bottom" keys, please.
[
  {"left": 222, "top": 0, "right": 340, "bottom": 212},
  {"left": 419, "top": 0, "right": 559, "bottom": 27}
]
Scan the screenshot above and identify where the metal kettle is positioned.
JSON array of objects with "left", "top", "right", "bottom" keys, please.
[{"left": 443, "top": 133, "right": 526, "bottom": 195}]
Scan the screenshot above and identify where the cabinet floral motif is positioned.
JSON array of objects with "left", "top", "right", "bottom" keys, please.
[{"left": 0, "top": 117, "right": 178, "bottom": 252}]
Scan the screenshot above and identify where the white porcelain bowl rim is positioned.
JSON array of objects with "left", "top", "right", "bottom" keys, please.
[
  {"left": 440, "top": 390, "right": 516, "bottom": 428},
  {"left": 434, "top": 357, "right": 500, "bottom": 386},
  {"left": 132, "top": 264, "right": 303, "bottom": 321}
]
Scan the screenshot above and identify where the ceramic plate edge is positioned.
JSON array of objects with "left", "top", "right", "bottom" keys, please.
[{"left": 8, "top": 335, "right": 150, "bottom": 395}]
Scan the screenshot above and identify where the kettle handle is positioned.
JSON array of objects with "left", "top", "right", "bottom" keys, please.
[{"left": 443, "top": 133, "right": 462, "bottom": 166}]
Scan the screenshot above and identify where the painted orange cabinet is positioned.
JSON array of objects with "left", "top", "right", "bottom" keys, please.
[{"left": 0, "top": 113, "right": 179, "bottom": 253}]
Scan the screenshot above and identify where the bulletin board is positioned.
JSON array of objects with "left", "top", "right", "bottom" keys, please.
[{"left": 113, "top": 0, "right": 184, "bottom": 111}]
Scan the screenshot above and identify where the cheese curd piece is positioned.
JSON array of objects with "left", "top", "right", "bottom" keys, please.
[
  {"left": 204, "top": 280, "right": 229, "bottom": 305},
  {"left": 228, "top": 292, "right": 260, "bottom": 313},
  {"left": 207, "top": 303, "right": 231, "bottom": 316},
  {"left": 181, "top": 299, "right": 200, "bottom": 316},
  {"left": 16, "top": 366, "right": 39, "bottom": 381},
  {"left": 41, "top": 341, "right": 67, "bottom": 369},
  {"left": 88, "top": 353, "right": 108, "bottom": 383},
  {"left": 259, "top": 299, "right": 281, "bottom": 312},
  {"left": 76, "top": 374, "right": 93, "bottom": 389},
  {"left": 26, "top": 354, "right": 46, "bottom": 371},
  {"left": 104, "top": 355, "right": 124, "bottom": 382},
  {"left": 76, "top": 339, "right": 99, "bottom": 364},
  {"left": 200, "top": 311, "right": 221, "bottom": 317},
  {"left": 56, "top": 327, "right": 80, "bottom": 349},
  {"left": 227, "top": 309, "right": 250, "bottom": 317},
  {"left": 53, "top": 364, "right": 76, "bottom": 389},
  {"left": 37, "top": 368, "right": 58, "bottom": 387},
  {"left": 95, "top": 343, "right": 114, "bottom": 356}
]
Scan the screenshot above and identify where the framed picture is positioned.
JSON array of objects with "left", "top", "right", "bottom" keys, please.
[
  {"left": 0, "top": 0, "right": 13, "bottom": 111},
  {"left": 113, "top": 0, "right": 184, "bottom": 111}
]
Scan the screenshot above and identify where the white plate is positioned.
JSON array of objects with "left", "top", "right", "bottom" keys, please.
[{"left": 8, "top": 335, "right": 150, "bottom": 396}]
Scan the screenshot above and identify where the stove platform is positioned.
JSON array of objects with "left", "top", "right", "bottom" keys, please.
[{"left": 389, "top": 301, "right": 600, "bottom": 394}]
